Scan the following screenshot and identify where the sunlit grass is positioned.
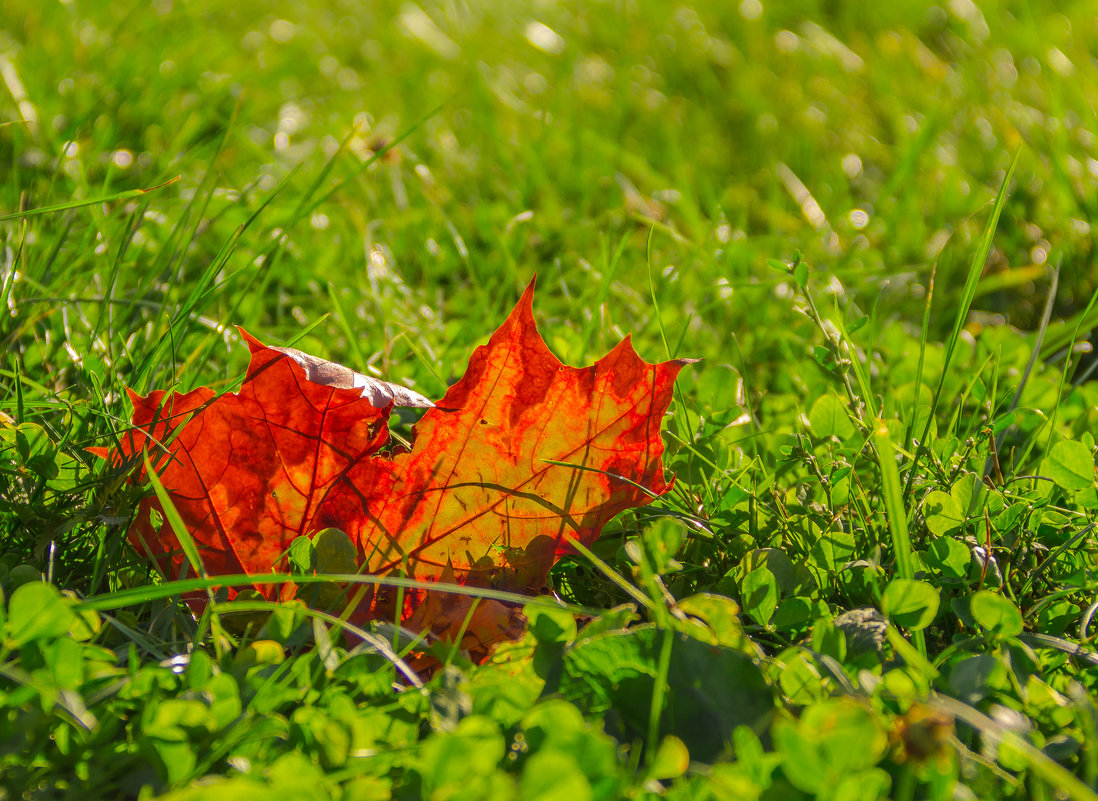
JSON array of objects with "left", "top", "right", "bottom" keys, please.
[{"left": 2, "top": 1, "right": 1098, "bottom": 798}]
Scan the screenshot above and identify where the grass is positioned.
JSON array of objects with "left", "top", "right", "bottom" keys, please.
[{"left": 2, "top": 0, "right": 1098, "bottom": 798}]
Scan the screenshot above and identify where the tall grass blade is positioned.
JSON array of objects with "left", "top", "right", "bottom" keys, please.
[
  {"left": 141, "top": 451, "right": 220, "bottom": 631},
  {"left": 0, "top": 177, "right": 180, "bottom": 222},
  {"left": 873, "top": 421, "right": 926, "bottom": 658},
  {"left": 904, "top": 150, "right": 1019, "bottom": 500}
]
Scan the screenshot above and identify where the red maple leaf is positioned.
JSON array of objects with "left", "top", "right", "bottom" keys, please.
[{"left": 101, "top": 280, "right": 692, "bottom": 651}]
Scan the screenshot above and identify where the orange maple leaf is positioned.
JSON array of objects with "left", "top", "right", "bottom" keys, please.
[{"left": 102, "top": 280, "right": 692, "bottom": 648}]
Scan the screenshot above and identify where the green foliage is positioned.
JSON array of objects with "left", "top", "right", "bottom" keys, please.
[
  {"left": 1043, "top": 440, "right": 1096, "bottom": 492},
  {"left": 774, "top": 699, "right": 889, "bottom": 800},
  {"left": 3, "top": 0, "right": 1098, "bottom": 799},
  {"left": 881, "top": 579, "right": 940, "bottom": 632}
]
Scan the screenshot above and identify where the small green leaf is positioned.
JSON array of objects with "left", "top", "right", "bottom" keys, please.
[
  {"left": 741, "top": 566, "right": 778, "bottom": 627},
  {"left": 1043, "top": 440, "right": 1094, "bottom": 491},
  {"left": 312, "top": 528, "right": 357, "bottom": 574},
  {"left": 562, "top": 626, "right": 772, "bottom": 762},
  {"left": 265, "top": 753, "right": 327, "bottom": 794},
  {"left": 808, "top": 394, "right": 856, "bottom": 440},
  {"left": 6, "top": 582, "right": 73, "bottom": 645},
  {"left": 925, "top": 537, "right": 971, "bottom": 580},
  {"left": 969, "top": 591, "right": 1023, "bottom": 637},
  {"left": 772, "top": 596, "right": 818, "bottom": 630},
  {"left": 144, "top": 737, "right": 196, "bottom": 785},
  {"left": 6, "top": 565, "right": 42, "bottom": 589},
  {"left": 922, "top": 490, "right": 964, "bottom": 535},
  {"left": 777, "top": 649, "right": 826, "bottom": 705},
  {"left": 45, "top": 636, "right": 85, "bottom": 689},
  {"left": 734, "top": 548, "right": 808, "bottom": 596},
  {"left": 949, "top": 653, "right": 1004, "bottom": 703},
  {"left": 950, "top": 472, "right": 976, "bottom": 511},
  {"left": 793, "top": 261, "right": 809, "bottom": 288},
  {"left": 288, "top": 536, "right": 316, "bottom": 573},
  {"left": 527, "top": 605, "right": 577, "bottom": 646},
  {"left": 26, "top": 453, "right": 58, "bottom": 479},
  {"left": 678, "top": 593, "right": 744, "bottom": 648},
  {"left": 418, "top": 716, "right": 506, "bottom": 797},
  {"left": 235, "top": 640, "right": 286, "bottom": 668},
  {"left": 835, "top": 769, "right": 892, "bottom": 801},
  {"left": 302, "top": 528, "right": 359, "bottom": 609},
  {"left": 881, "top": 579, "right": 939, "bottom": 631},
  {"left": 647, "top": 735, "right": 689, "bottom": 780},
  {"left": 260, "top": 599, "right": 308, "bottom": 644},
  {"left": 775, "top": 698, "right": 888, "bottom": 794},
  {"left": 732, "top": 725, "right": 781, "bottom": 786},
  {"left": 291, "top": 706, "right": 350, "bottom": 769},
  {"left": 809, "top": 527, "right": 856, "bottom": 574},
  {"left": 520, "top": 749, "right": 593, "bottom": 801},
  {"left": 847, "top": 314, "right": 870, "bottom": 334},
  {"left": 990, "top": 409, "right": 1018, "bottom": 436}
]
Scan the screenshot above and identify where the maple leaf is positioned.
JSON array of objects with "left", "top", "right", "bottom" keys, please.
[
  {"left": 102, "top": 279, "right": 692, "bottom": 650},
  {"left": 102, "top": 336, "right": 391, "bottom": 602}
]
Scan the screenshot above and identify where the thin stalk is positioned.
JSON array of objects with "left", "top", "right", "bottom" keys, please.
[{"left": 904, "top": 151, "right": 1019, "bottom": 502}]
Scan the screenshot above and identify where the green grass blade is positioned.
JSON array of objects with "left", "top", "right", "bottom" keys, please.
[
  {"left": 905, "top": 150, "right": 1019, "bottom": 500},
  {"left": 74, "top": 571, "right": 603, "bottom": 618},
  {"left": 873, "top": 420, "right": 926, "bottom": 658},
  {"left": 0, "top": 177, "right": 180, "bottom": 222},
  {"left": 141, "top": 450, "right": 221, "bottom": 640}
]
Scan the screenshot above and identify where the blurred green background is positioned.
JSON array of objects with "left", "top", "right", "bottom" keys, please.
[{"left": 1, "top": 1, "right": 1096, "bottom": 400}]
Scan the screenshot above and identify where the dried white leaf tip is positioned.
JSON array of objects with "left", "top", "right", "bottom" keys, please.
[{"left": 272, "top": 347, "right": 435, "bottom": 409}]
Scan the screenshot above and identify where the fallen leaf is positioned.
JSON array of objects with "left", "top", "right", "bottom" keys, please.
[
  {"left": 104, "top": 336, "right": 390, "bottom": 600},
  {"left": 102, "top": 279, "right": 693, "bottom": 652},
  {"left": 401, "top": 563, "right": 527, "bottom": 663}
]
